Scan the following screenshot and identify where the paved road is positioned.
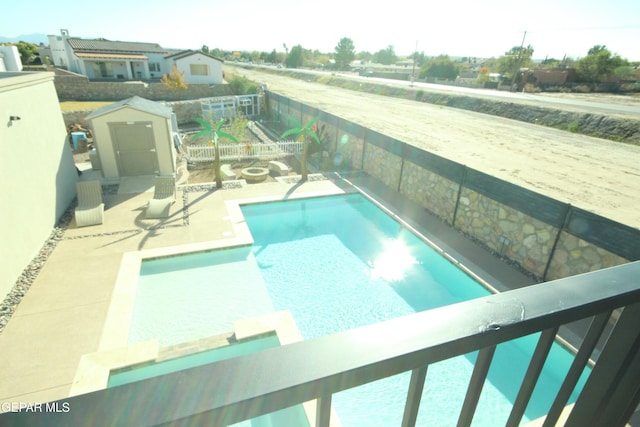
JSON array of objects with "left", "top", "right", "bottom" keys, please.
[
  {"left": 244, "top": 64, "right": 640, "bottom": 118},
  {"left": 228, "top": 66, "right": 640, "bottom": 229}
]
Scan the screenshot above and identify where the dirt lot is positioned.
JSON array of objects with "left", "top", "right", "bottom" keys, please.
[{"left": 229, "top": 67, "right": 640, "bottom": 229}]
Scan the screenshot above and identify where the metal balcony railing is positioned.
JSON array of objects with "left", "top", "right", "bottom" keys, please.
[{"left": 3, "top": 261, "right": 640, "bottom": 427}]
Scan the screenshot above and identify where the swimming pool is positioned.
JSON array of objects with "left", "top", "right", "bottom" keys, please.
[
  {"left": 131, "top": 193, "right": 590, "bottom": 426},
  {"left": 109, "top": 334, "right": 309, "bottom": 427}
]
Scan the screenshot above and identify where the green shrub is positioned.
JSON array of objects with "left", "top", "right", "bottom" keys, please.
[
  {"left": 228, "top": 75, "right": 258, "bottom": 95},
  {"left": 567, "top": 122, "right": 580, "bottom": 133}
]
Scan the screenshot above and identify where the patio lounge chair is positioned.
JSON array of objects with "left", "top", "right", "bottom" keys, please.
[
  {"left": 75, "top": 180, "right": 104, "bottom": 227},
  {"left": 146, "top": 175, "right": 176, "bottom": 219}
]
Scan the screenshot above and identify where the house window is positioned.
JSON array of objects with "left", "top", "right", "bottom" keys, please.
[
  {"left": 92, "top": 62, "right": 113, "bottom": 78},
  {"left": 149, "top": 62, "right": 160, "bottom": 72},
  {"left": 190, "top": 64, "right": 209, "bottom": 76}
]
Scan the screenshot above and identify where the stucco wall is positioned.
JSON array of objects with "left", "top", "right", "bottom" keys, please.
[
  {"left": 0, "top": 72, "right": 77, "bottom": 299},
  {"left": 174, "top": 55, "right": 223, "bottom": 85}
]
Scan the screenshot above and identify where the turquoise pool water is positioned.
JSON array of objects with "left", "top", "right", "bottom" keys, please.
[
  {"left": 108, "top": 334, "right": 309, "bottom": 427},
  {"left": 109, "top": 335, "right": 280, "bottom": 388},
  {"left": 240, "top": 194, "right": 590, "bottom": 426},
  {"left": 130, "top": 193, "right": 590, "bottom": 426}
]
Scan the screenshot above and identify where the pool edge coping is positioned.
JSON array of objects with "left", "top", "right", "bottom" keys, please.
[{"left": 70, "top": 310, "right": 342, "bottom": 426}]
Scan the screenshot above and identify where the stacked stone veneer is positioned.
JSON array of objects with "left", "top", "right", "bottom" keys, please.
[
  {"left": 54, "top": 75, "right": 232, "bottom": 102},
  {"left": 546, "top": 232, "right": 629, "bottom": 280},
  {"left": 266, "top": 92, "right": 638, "bottom": 282},
  {"left": 453, "top": 189, "right": 558, "bottom": 278},
  {"left": 63, "top": 99, "right": 223, "bottom": 129},
  {"left": 338, "top": 132, "right": 364, "bottom": 170},
  {"left": 399, "top": 161, "right": 459, "bottom": 224},
  {"left": 363, "top": 144, "right": 403, "bottom": 190}
]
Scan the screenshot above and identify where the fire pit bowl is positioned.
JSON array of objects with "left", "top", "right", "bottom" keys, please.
[{"left": 241, "top": 167, "right": 269, "bottom": 183}]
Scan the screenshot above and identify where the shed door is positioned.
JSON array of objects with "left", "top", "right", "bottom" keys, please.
[{"left": 109, "top": 122, "right": 159, "bottom": 176}]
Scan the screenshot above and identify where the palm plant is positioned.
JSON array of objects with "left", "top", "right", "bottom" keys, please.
[
  {"left": 281, "top": 117, "right": 321, "bottom": 181},
  {"left": 194, "top": 118, "right": 238, "bottom": 188}
]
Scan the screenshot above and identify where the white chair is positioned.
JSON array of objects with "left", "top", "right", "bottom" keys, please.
[
  {"left": 75, "top": 181, "right": 104, "bottom": 227},
  {"left": 146, "top": 176, "right": 176, "bottom": 219}
]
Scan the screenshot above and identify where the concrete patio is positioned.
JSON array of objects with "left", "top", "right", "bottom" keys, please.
[{"left": 0, "top": 162, "right": 349, "bottom": 409}]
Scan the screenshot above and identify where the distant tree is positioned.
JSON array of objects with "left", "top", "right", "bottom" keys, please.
[
  {"left": 613, "top": 65, "right": 636, "bottom": 81},
  {"left": 495, "top": 45, "right": 535, "bottom": 77},
  {"left": 285, "top": 45, "right": 304, "bottom": 68},
  {"left": 481, "top": 57, "right": 499, "bottom": 72},
  {"left": 200, "top": 45, "right": 210, "bottom": 54},
  {"left": 477, "top": 66, "right": 491, "bottom": 83},
  {"left": 210, "top": 48, "right": 223, "bottom": 58},
  {"left": 275, "top": 52, "right": 287, "bottom": 64},
  {"left": 334, "top": 37, "right": 356, "bottom": 70},
  {"left": 419, "top": 55, "right": 459, "bottom": 80},
  {"left": 266, "top": 49, "right": 277, "bottom": 64},
  {"left": 540, "top": 57, "right": 563, "bottom": 68},
  {"left": 374, "top": 45, "right": 397, "bottom": 65},
  {"left": 357, "top": 51, "right": 373, "bottom": 63},
  {"left": 246, "top": 51, "right": 257, "bottom": 62},
  {"left": 576, "top": 45, "right": 628, "bottom": 83},
  {"left": 16, "top": 41, "right": 39, "bottom": 64},
  {"left": 161, "top": 64, "right": 188, "bottom": 89},
  {"left": 314, "top": 53, "right": 331, "bottom": 68}
]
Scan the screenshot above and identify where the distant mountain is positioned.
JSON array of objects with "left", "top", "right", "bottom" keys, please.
[{"left": 0, "top": 33, "right": 48, "bottom": 45}]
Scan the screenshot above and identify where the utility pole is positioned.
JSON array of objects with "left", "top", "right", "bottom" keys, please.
[
  {"left": 410, "top": 40, "right": 418, "bottom": 86},
  {"left": 510, "top": 30, "right": 527, "bottom": 90}
]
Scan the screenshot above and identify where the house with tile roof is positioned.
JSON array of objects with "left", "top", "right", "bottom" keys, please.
[{"left": 47, "top": 29, "right": 223, "bottom": 84}]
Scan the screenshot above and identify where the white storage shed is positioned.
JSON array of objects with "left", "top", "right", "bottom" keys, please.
[{"left": 86, "top": 96, "right": 177, "bottom": 180}]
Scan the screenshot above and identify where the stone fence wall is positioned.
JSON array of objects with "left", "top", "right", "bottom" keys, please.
[
  {"left": 267, "top": 91, "right": 639, "bottom": 282},
  {"left": 54, "top": 74, "right": 233, "bottom": 102},
  {"left": 58, "top": 73, "right": 238, "bottom": 128},
  {"left": 63, "top": 99, "right": 216, "bottom": 129}
]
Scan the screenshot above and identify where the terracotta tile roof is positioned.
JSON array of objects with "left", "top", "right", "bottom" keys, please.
[{"left": 67, "top": 38, "right": 169, "bottom": 54}]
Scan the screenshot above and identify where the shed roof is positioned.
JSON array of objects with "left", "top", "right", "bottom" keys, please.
[{"left": 85, "top": 96, "right": 173, "bottom": 120}]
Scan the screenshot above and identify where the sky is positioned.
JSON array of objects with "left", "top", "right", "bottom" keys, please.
[{"left": 3, "top": 0, "right": 639, "bottom": 61}]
